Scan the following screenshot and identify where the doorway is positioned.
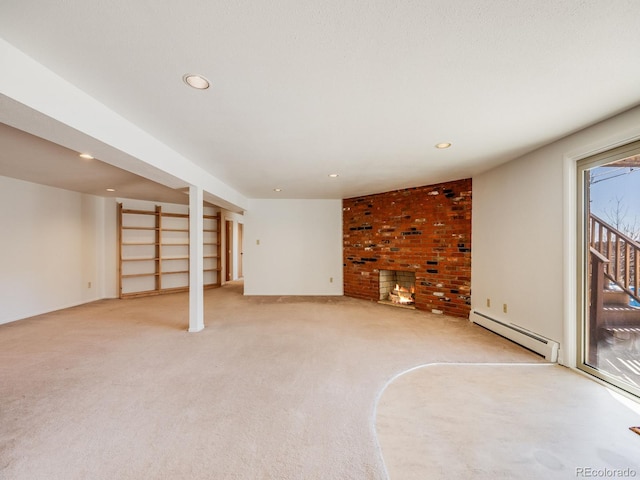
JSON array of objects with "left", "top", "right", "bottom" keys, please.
[
  {"left": 238, "top": 223, "right": 243, "bottom": 278},
  {"left": 577, "top": 141, "right": 640, "bottom": 398},
  {"left": 225, "top": 220, "right": 233, "bottom": 282}
]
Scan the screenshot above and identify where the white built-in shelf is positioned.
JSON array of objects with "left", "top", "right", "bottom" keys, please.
[{"left": 118, "top": 203, "right": 222, "bottom": 298}]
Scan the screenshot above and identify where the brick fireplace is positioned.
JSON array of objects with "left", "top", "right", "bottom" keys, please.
[{"left": 343, "top": 179, "right": 472, "bottom": 318}]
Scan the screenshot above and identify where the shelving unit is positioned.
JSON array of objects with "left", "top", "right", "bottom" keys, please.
[
  {"left": 117, "top": 204, "right": 221, "bottom": 298},
  {"left": 203, "top": 214, "right": 222, "bottom": 287}
]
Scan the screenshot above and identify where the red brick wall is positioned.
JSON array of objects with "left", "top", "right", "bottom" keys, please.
[{"left": 343, "top": 179, "right": 472, "bottom": 318}]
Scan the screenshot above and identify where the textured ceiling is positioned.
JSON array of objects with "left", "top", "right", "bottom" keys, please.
[{"left": 1, "top": 0, "right": 640, "bottom": 201}]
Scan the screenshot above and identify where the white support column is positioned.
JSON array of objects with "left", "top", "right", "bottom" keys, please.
[{"left": 188, "top": 185, "right": 204, "bottom": 332}]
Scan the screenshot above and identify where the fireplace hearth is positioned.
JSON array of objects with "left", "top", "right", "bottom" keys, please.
[{"left": 379, "top": 270, "right": 416, "bottom": 308}]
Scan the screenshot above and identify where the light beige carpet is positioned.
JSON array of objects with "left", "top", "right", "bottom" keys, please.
[
  {"left": 376, "top": 363, "right": 640, "bottom": 480},
  {"left": 0, "top": 281, "right": 631, "bottom": 479}
]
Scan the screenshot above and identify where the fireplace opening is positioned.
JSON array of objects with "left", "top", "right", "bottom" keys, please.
[{"left": 379, "top": 270, "right": 416, "bottom": 308}]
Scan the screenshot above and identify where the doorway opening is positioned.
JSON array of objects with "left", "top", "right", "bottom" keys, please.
[
  {"left": 238, "top": 223, "right": 244, "bottom": 279},
  {"left": 225, "top": 220, "right": 233, "bottom": 282}
]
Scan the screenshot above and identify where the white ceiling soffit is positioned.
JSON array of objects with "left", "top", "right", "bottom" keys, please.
[
  {"left": 0, "top": 93, "right": 245, "bottom": 212},
  {"left": 0, "top": 122, "right": 196, "bottom": 205},
  {"left": 1, "top": 0, "right": 640, "bottom": 200}
]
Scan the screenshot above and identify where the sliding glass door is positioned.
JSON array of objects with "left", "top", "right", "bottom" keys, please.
[{"left": 577, "top": 141, "right": 640, "bottom": 398}]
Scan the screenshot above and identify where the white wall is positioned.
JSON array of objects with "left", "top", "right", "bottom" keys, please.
[
  {"left": 243, "top": 199, "right": 344, "bottom": 295},
  {"left": 0, "top": 176, "right": 106, "bottom": 325},
  {"left": 472, "top": 105, "right": 640, "bottom": 365},
  {"left": 102, "top": 198, "right": 118, "bottom": 299}
]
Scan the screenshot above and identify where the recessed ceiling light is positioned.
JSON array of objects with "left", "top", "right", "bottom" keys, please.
[
  {"left": 106, "top": 188, "right": 116, "bottom": 192},
  {"left": 274, "top": 188, "right": 282, "bottom": 192},
  {"left": 183, "top": 74, "right": 210, "bottom": 90},
  {"left": 435, "top": 142, "right": 452, "bottom": 149},
  {"left": 79, "top": 153, "right": 94, "bottom": 159},
  {"left": 328, "top": 173, "right": 339, "bottom": 178}
]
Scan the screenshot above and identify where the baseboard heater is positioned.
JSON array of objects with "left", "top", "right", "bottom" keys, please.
[{"left": 470, "top": 310, "right": 559, "bottom": 362}]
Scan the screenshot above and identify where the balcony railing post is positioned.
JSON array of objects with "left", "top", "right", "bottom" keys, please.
[{"left": 589, "top": 248, "right": 608, "bottom": 365}]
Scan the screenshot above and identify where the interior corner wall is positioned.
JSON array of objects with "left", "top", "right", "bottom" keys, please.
[
  {"left": 0, "top": 176, "right": 106, "bottom": 325},
  {"left": 471, "top": 104, "right": 640, "bottom": 365},
  {"left": 243, "top": 199, "right": 343, "bottom": 295}
]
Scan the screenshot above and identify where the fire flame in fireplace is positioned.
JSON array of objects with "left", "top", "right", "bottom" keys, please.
[{"left": 389, "top": 283, "right": 415, "bottom": 305}]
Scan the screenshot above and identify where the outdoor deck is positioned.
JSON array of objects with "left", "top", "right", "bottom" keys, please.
[{"left": 595, "top": 333, "right": 640, "bottom": 389}]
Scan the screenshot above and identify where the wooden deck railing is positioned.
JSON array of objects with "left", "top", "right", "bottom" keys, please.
[
  {"left": 590, "top": 213, "right": 640, "bottom": 305},
  {"left": 589, "top": 247, "right": 610, "bottom": 364}
]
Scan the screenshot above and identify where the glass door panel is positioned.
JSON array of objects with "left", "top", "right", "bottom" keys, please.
[{"left": 579, "top": 145, "right": 640, "bottom": 397}]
